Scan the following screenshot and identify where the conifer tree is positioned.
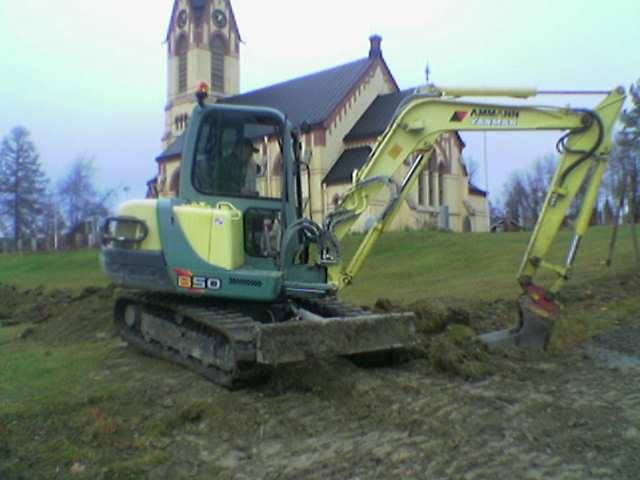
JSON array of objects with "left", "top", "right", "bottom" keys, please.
[{"left": 0, "top": 127, "right": 49, "bottom": 243}]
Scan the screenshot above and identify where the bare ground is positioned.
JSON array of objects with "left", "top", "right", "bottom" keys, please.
[{"left": 1, "top": 278, "right": 640, "bottom": 480}]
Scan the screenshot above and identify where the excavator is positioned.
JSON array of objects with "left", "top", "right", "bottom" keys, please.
[{"left": 101, "top": 82, "right": 625, "bottom": 387}]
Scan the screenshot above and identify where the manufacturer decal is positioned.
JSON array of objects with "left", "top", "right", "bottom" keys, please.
[
  {"left": 175, "top": 268, "right": 222, "bottom": 291},
  {"left": 470, "top": 108, "right": 520, "bottom": 127},
  {"left": 450, "top": 109, "right": 520, "bottom": 127},
  {"left": 450, "top": 111, "right": 469, "bottom": 122}
]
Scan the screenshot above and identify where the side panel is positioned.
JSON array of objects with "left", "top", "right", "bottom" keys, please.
[{"left": 157, "top": 199, "right": 283, "bottom": 302}]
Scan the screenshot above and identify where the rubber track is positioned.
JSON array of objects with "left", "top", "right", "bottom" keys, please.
[{"left": 116, "top": 291, "right": 263, "bottom": 388}]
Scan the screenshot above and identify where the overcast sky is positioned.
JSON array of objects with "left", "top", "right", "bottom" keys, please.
[{"left": 1, "top": 0, "right": 639, "bottom": 202}]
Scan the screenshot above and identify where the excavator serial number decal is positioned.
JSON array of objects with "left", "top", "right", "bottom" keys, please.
[{"left": 177, "top": 275, "right": 222, "bottom": 291}]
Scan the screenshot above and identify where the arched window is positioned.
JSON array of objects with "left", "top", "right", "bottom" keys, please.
[
  {"left": 428, "top": 155, "right": 437, "bottom": 207},
  {"left": 211, "top": 36, "right": 226, "bottom": 93},
  {"left": 418, "top": 172, "right": 426, "bottom": 206},
  {"left": 169, "top": 167, "right": 181, "bottom": 195},
  {"left": 176, "top": 35, "right": 189, "bottom": 94},
  {"left": 438, "top": 163, "right": 447, "bottom": 206}
]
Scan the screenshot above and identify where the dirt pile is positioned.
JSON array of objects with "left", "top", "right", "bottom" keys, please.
[
  {"left": 374, "top": 297, "right": 494, "bottom": 379},
  {"left": 0, "top": 282, "right": 118, "bottom": 343}
]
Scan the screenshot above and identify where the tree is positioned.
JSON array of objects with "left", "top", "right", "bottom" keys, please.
[
  {"left": 39, "top": 190, "right": 66, "bottom": 246},
  {"left": 57, "top": 156, "right": 115, "bottom": 228},
  {"left": 619, "top": 81, "right": 640, "bottom": 221},
  {"left": 463, "top": 156, "right": 481, "bottom": 186},
  {"left": 502, "top": 173, "right": 527, "bottom": 225},
  {"left": 0, "top": 126, "right": 49, "bottom": 243},
  {"left": 501, "top": 154, "right": 557, "bottom": 228},
  {"left": 616, "top": 80, "right": 640, "bottom": 266}
]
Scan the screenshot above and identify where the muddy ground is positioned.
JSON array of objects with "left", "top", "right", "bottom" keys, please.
[{"left": 1, "top": 276, "right": 640, "bottom": 480}]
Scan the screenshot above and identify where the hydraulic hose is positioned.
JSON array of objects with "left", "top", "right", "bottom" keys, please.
[{"left": 556, "top": 109, "right": 604, "bottom": 187}]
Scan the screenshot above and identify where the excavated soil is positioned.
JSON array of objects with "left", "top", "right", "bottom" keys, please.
[{"left": 1, "top": 279, "right": 640, "bottom": 479}]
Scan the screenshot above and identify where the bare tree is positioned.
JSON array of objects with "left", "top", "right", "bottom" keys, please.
[
  {"left": 58, "top": 155, "right": 115, "bottom": 228},
  {"left": 501, "top": 154, "right": 557, "bottom": 228},
  {"left": 39, "top": 190, "right": 66, "bottom": 246},
  {"left": 616, "top": 80, "right": 640, "bottom": 267},
  {"left": 502, "top": 173, "right": 528, "bottom": 225},
  {"left": 463, "top": 156, "right": 481, "bottom": 186},
  {"left": 0, "top": 126, "right": 49, "bottom": 243}
]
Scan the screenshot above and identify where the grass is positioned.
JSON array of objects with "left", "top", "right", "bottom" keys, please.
[
  {"left": 0, "top": 226, "right": 637, "bottom": 302},
  {"left": 0, "top": 249, "right": 108, "bottom": 290},
  {"left": 339, "top": 225, "right": 639, "bottom": 306}
]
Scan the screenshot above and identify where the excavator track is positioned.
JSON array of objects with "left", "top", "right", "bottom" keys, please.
[
  {"left": 115, "top": 291, "right": 266, "bottom": 388},
  {"left": 115, "top": 291, "right": 416, "bottom": 387}
]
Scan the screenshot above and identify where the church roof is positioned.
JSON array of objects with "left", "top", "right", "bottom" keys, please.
[
  {"left": 222, "top": 57, "right": 381, "bottom": 128},
  {"left": 344, "top": 89, "right": 414, "bottom": 141},
  {"left": 156, "top": 55, "right": 387, "bottom": 162},
  {"left": 156, "top": 133, "right": 184, "bottom": 162},
  {"left": 323, "top": 146, "right": 372, "bottom": 185},
  {"left": 469, "top": 182, "right": 488, "bottom": 197}
]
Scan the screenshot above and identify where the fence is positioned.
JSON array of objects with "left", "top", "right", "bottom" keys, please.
[
  {"left": 0, "top": 220, "right": 102, "bottom": 254},
  {"left": 0, "top": 233, "right": 101, "bottom": 254}
]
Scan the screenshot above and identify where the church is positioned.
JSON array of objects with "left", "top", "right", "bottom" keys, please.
[{"left": 151, "top": 0, "right": 490, "bottom": 233}]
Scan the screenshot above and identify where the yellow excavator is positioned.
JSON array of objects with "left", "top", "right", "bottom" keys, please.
[{"left": 101, "top": 82, "right": 625, "bottom": 387}]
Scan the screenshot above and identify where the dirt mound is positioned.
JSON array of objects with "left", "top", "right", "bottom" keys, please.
[
  {"left": 0, "top": 284, "right": 33, "bottom": 325},
  {"left": 0, "top": 283, "right": 118, "bottom": 344},
  {"left": 374, "top": 297, "right": 494, "bottom": 379}
]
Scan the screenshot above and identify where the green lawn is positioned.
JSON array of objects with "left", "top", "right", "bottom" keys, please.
[
  {"left": 341, "top": 225, "right": 639, "bottom": 306},
  {"left": 0, "top": 226, "right": 637, "bottom": 305},
  {"left": 0, "top": 249, "right": 108, "bottom": 290}
]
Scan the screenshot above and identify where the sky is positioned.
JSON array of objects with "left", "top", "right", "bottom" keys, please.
[{"left": 0, "top": 0, "right": 639, "bottom": 203}]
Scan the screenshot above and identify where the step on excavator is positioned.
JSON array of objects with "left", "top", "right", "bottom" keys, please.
[{"left": 101, "top": 82, "right": 625, "bottom": 387}]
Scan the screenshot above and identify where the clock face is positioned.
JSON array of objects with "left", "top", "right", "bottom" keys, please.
[
  {"left": 212, "top": 9, "right": 227, "bottom": 28},
  {"left": 177, "top": 9, "right": 188, "bottom": 29}
]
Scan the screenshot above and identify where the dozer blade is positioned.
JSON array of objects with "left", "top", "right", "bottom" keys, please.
[
  {"left": 255, "top": 312, "right": 416, "bottom": 365},
  {"left": 479, "top": 285, "right": 556, "bottom": 351}
]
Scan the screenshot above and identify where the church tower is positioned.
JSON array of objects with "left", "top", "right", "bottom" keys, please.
[{"left": 162, "top": 0, "right": 241, "bottom": 148}]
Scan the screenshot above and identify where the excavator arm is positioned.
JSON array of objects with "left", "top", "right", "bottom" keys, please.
[{"left": 322, "top": 85, "right": 625, "bottom": 347}]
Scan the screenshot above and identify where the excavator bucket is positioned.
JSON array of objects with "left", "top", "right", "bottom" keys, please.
[
  {"left": 255, "top": 312, "right": 417, "bottom": 365},
  {"left": 479, "top": 285, "right": 556, "bottom": 350}
]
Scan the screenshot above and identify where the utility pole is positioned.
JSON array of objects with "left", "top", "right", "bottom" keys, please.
[
  {"left": 483, "top": 132, "right": 489, "bottom": 192},
  {"left": 54, "top": 209, "right": 59, "bottom": 251}
]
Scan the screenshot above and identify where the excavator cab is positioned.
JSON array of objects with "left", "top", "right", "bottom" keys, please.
[{"left": 103, "top": 102, "right": 331, "bottom": 302}]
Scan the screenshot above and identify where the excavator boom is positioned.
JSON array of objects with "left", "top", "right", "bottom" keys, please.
[{"left": 323, "top": 86, "right": 625, "bottom": 347}]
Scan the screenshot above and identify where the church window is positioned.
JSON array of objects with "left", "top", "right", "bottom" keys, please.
[
  {"left": 176, "top": 35, "right": 189, "bottom": 94},
  {"left": 418, "top": 172, "right": 426, "bottom": 206},
  {"left": 428, "top": 155, "right": 437, "bottom": 207},
  {"left": 211, "top": 36, "right": 225, "bottom": 93},
  {"left": 169, "top": 167, "right": 181, "bottom": 195},
  {"left": 438, "top": 164, "right": 446, "bottom": 207}
]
